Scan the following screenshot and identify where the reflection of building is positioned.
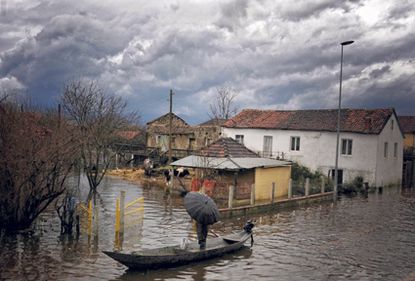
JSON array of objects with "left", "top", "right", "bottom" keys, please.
[
  {"left": 145, "top": 113, "right": 224, "bottom": 161},
  {"left": 222, "top": 108, "right": 403, "bottom": 187},
  {"left": 171, "top": 138, "right": 291, "bottom": 202},
  {"left": 398, "top": 116, "right": 415, "bottom": 187}
]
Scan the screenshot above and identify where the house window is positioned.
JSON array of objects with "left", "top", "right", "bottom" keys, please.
[
  {"left": 341, "top": 139, "right": 353, "bottom": 155},
  {"left": 391, "top": 119, "right": 394, "bottom": 130},
  {"left": 156, "top": 135, "right": 161, "bottom": 145},
  {"left": 290, "top": 136, "right": 300, "bottom": 151},
  {"left": 189, "top": 138, "right": 195, "bottom": 150},
  {"left": 384, "top": 142, "right": 388, "bottom": 158},
  {"left": 235, "top": 135, "right": 244, "bottom": 144},
  {"left": 263, "top": 136, "right": 273, "bottom": 157},
  {"left": 394, "top": 142, "right": 398, "bottom": 158}
]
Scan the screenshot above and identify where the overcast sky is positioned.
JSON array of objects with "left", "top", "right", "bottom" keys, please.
[{"left": 1, "top": 0, "right": 414, "bottom": 124}]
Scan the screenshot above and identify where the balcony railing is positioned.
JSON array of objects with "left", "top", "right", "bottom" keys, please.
[{"left": 257, "top": 151, "right": 287, "bottom": 160}]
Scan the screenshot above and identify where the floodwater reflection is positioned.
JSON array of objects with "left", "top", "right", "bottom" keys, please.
[
  {"left": 115, "top": 248, "right": 253, "bottom": 281},
  {"left": 1, "top": 176, "right": 415, "bottom": 281}
]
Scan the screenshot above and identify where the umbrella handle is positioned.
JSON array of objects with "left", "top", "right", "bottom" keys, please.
[{"left": 250, "top": 234, "right": 254, "bottom": 248}]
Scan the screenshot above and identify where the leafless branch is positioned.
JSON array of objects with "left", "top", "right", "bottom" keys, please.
[
  {"left": 61, "top": 79, "right": 137, "bottom": 192},
  {"left": 0, "top": 102, "right": 77, "bottom": 231},
  {"left": 209, "top": 87, "right": 239, "bottom": 120}
]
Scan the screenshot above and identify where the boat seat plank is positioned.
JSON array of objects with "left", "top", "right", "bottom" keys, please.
[{"left": 222, "top": 237, "right": 239, "bottom": 244}]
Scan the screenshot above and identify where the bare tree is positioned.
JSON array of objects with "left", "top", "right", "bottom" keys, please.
[
  {"left": 61, "top": 80, "right": 134, "bottom": 192},
  {"left": 0, "top": 101, "right": 77, "bottom": 232},
  {"left": 209, "top": 87, "right": 239, "bottom": 120},
  {"left": 0, "top": 94, "right": 7, "bottom": 104}
]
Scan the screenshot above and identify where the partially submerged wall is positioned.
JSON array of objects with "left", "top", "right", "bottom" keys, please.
[{"left": 254, "top": 166, "right": 291, "bottom": 200}]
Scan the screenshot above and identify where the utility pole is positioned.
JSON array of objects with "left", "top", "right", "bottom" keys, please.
[
  {"left": 168, "top": 89, "right": 173, "bottom": 164},
  {"left": 334, "top": 40, "right": 354, "bottom": 202}
]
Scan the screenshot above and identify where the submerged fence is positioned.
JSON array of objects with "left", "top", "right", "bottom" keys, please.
[
  {"left": 74, "top": 191, "right": 144, "bottom": 250},
  {"left": 114, "top": 191, "right": 144, "bottom": 250},
  {"left": 191, "top": 176, "right": 332, "bottom": 209},
  {"left": 76, "top": 200, "right": 94, "bottom": 236}
]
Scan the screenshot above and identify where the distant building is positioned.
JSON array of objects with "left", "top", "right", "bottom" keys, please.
[
  {"left": 398, "top": 116, "right": 415, "bottom": 153},
  {"left": 145, "top": 113, "right": 224, "bottom": 160},
  {"left": 398, "top": 116, "right": 415, "bottom": 187},
  {"left": 114, "top": 128, "right": 146, "bottom": 167},
  {"left": 193, "top": 118, "right": 226, "bottom": 149},
  {"left": 146, "top": 113, "right": 193, "bottom": 152},
  {"left": 222, "top": 108, "right": 403, "bottom": 187}
]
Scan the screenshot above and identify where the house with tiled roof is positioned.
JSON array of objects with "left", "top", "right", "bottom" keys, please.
[
  {"left": 146, "top": 113, "right": 224, "bottom": 160},
  {"left": 398, "top": 116, "right": 415, "bottom": 153},
  {"left": 222, "top": 108, "right": 403, "bottom": 187},
  {"left": 193, "top": 118, "right": 226, "bottom": 149},
  {"left": 398, "top": 116, "right": 415, "bottom": 188},
  {"left": 146, "top": 113, "right": 193, "bottom": 152},
  {"left": 172, "top": 138, "right": 292, "bottom": 202}
]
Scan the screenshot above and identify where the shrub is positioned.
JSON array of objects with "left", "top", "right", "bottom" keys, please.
[
  {"left": 291, "top": 162, "right": 332, "bottom": 195},
  {"left": 339, "top": 176, "right": 364, "bottom": 195}
]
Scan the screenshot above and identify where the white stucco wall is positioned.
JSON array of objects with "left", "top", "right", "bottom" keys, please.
[
  {"left": 375, "top": 114, "right": 403, "bottom": 186},
  {"left": 223, "top": 119, "right": 402, "bottom": 187}
]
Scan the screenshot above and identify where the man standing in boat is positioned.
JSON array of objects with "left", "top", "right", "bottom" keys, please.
[
  {"left": 196, "top": 222, "right": 208, "bottom": 249},
  {"left": 183, "top": 191, "right": 220, "bottom": 250}
]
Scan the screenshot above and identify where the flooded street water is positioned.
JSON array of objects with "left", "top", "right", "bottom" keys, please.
[{"left": 1, "top": 177, "right": 415, "bottom": 281}]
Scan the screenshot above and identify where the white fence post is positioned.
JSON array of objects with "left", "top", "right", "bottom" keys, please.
[
  {"left": 271, "top": 182, "right": 275, "bottom": 203},
  {"left": 228, "top": 185, "right": 234, "bottom": 209},
  {"left": 119, "top": 190, "right": 125, "bottom": 236},
  {"left": 250, "top": 184, "right": 255, "bottom": 206},
  {"left": 305, "top": 178, "right": 310, "bottom": 197}
]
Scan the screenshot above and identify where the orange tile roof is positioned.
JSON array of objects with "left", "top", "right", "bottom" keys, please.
[
  {"left": 198, "top": 137, "right": 259, "bottom": 158},
  {"left": 398, "top": 116, "right": 415, "bottom": 133},
  {"left": 117, "top": 130, "right": 141, "bottom": 140},
  {"left": 223, "top": 108, "right": 395, "bottom": 134},
  {"left": 198, "top": 118, "right": 227, "bottom": 126}
]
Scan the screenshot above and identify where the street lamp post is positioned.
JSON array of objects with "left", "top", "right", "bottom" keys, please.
[{"left": 334, "top": 40, "right": 354, "bottom": 202}]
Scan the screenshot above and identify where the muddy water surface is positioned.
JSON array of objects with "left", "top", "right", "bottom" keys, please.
[{"left": 1, "top": 177, "right": 415, "bottom": 281}]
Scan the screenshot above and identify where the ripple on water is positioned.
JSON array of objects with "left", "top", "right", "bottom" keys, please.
[{"left": 1, "top": 179, "right": 415, "bottom": 281}]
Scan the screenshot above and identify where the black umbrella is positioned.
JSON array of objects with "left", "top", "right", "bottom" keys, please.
[{"left": 184, "top": 192, "right": 220, "bottom": 225}]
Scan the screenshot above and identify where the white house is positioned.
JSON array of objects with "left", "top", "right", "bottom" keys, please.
[{"left": 222, "top": 108, "right": 403, "bottom": 187}]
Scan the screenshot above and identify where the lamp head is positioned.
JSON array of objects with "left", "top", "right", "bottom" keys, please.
[{"left": 341, "top": 40, "right": 354, "bottom": 46}]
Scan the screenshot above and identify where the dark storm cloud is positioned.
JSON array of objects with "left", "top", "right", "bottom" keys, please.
[
  {"left": 216, "top": 0, "right": 249, "bottom": 31},
  {"left": 369, "top": 65, "right": 391, "bottom": 79},
  {"left": 347, "top": 73, "right": 415, "bottom": 115},
  {"left": 0, "top": 9, "right": 132, "bottom": 101},
  {"left": 387, "top": 0, "right": 414, "bottom": 21},
  {"left": 0, "top": 0, "right": 414, "bottom": 123},
  {"left": 274, "top": 0, "right": 362, "bottom": 21}
]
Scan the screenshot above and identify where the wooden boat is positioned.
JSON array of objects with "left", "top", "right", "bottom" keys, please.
[{"left": 103, "top": 223, "right": 254, "bottom": 270}]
